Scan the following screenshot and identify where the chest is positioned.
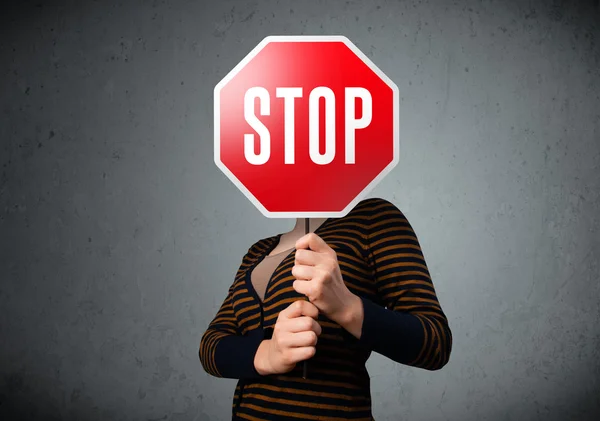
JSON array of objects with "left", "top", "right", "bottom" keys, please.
[{"left": 231, "top": 239, "right": 375, "bottom": 334}]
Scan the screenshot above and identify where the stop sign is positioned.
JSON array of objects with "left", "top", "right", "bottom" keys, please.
[{"left": 214, "top": 35, "right": 399, "bottom": 218}]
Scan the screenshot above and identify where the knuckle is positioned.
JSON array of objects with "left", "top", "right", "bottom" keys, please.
[
  {"left": 304, "top": 318, "right": 314, "bottom": 331},
  {"left": 296, "top": 318, "right": 306, "bottom": 331}
]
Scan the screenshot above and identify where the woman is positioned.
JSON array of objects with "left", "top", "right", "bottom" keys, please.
[{"left": 199, "top": 197, "right": 452, "bottom": 420}]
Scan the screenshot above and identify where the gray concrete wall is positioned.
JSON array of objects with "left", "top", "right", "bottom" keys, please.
[{"left": 1, "top": 0, "right": 599, "bottom": 420}]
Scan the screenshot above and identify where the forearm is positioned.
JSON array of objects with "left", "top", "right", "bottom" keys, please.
[
  {"left": 200, "top": 328, "right": 267, "bottom": 379},
  {"left": 338, "top": 293, "right": 450, "bottom": 370}
]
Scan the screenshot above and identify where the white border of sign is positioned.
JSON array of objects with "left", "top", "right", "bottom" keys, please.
[{"left": 214, "top": 35, "right": 399, "bottom": 218}]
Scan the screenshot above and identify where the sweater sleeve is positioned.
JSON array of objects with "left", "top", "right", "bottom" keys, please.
[
  {"left": 199, "top": 246, "right": 267, "bottom": 380},
  {"left": 357, "top": 198, "right": 452, "bottom": 370}
]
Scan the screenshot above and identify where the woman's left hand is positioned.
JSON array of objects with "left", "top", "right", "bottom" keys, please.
[{"left": 291, "top": 233, "right": 357, "bottom": 325}]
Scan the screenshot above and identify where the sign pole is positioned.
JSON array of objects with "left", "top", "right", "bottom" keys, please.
[{"left": 303, "top": 217, "right": 310, "bottom": 379}]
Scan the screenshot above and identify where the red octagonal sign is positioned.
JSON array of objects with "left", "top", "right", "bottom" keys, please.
[{"left": 214, "top": 35, "right": 399, "bottom": 218}]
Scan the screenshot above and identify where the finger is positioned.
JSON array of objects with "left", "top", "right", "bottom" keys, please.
[
  {"left": 291, "top": 264, "right": 314, "bottom": 281},
  {"left": 292, "top": 279, "right": 313, "bottom": 298},
  {"left": 294, "top": 248, "right": 319, "bottom": 266},
  {"left": 286, "top": 316, "right": 321, "bottom": 334},
  {"left": 307, "top": 317, "right": 322, "bottom": 336},
  {"left": 294, "top": 233, "right": 331, "bottom": 254},
  {"left": 288, "top": 346, "right": 316, "bottom": 363},
  {"left": 284, "top": 330, "right": 318, "bottom": 348},
  {"left": 283, "top": 299, "right": 319, "bottom": 320},
  {"left": 282, "top": 300, "right": 305, "bottom": 319}
]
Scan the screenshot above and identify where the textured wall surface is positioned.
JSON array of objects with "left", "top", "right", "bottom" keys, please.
[{"left": 1, "top": 0, "right": 599, "bottom": 420}]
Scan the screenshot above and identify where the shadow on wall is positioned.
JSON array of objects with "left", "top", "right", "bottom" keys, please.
[{"left": 0, "top": 369, "right": 211, "bottom": 421}]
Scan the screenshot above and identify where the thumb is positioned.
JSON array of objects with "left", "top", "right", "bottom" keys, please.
[
  {"left": 283, "top": 299, "right": 318, "bottom": 320},
  {"left": 294, "top": 232, "right": 329, "bottom": 253}
]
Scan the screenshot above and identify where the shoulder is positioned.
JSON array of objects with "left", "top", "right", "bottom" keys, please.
[
  {"left": 352, "top": 197, "right": 406, "bottom": 218},
  {"left": 242, "top": 233, "right": 278, "bottom": 260}
]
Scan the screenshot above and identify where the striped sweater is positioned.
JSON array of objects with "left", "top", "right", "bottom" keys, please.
[{"left": 199, "top": 197, "right": 452, "bottom": 420}]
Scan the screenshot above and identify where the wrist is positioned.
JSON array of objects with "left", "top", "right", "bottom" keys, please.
[
  {"left": 338, "top": 293, "right": 363, "bottom": 334},
  {"left": 254, "top": 339, "right": 272, "bottom": 376}
]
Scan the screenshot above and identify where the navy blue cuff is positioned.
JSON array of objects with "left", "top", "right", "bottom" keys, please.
[
  {"left": 214, "top": 328, "right": 267, "bottom": 379},
  {"left": 357, "top": 295, "right": 425, "bottom": 364}
]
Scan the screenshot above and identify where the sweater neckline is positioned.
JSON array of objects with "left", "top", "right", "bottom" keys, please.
[
  {"left": 264, "top": 217, "right": 333, "bottom": 258},
  {"left": 265, "top": 246, "right": 295, "bottom": 257}
]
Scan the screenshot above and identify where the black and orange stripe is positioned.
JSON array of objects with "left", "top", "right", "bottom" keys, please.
[{"left": 199, "top": 197, "right": 452, "bottom": 420}]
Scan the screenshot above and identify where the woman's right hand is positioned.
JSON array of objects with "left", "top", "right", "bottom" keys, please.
[{"left": 254, "top": 300, "right": 322, "bottom": 375}]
